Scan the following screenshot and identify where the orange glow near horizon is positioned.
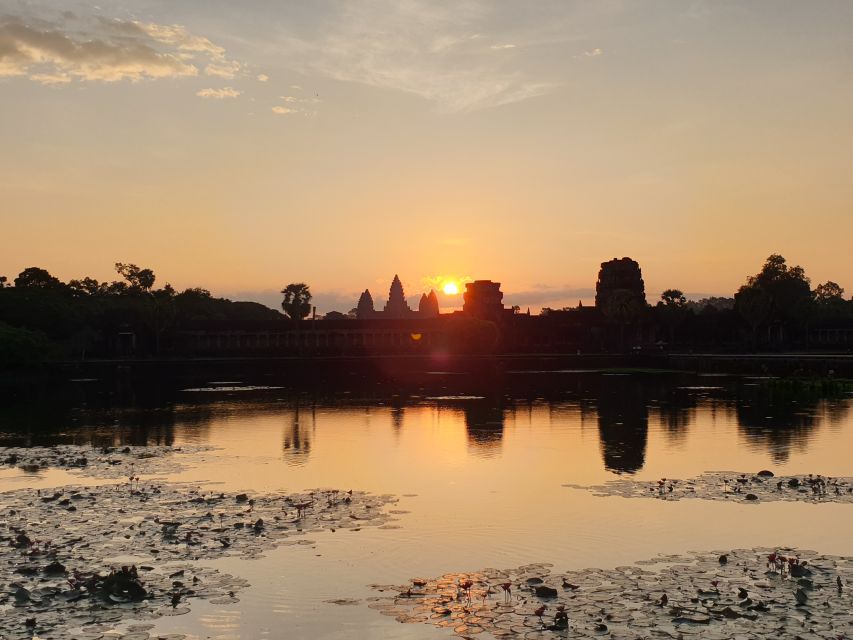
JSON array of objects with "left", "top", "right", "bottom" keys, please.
[{"left": 2, "top": 4, "right": 853, "bottom": 309}]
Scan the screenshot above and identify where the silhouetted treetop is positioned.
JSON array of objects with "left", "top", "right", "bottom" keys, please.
[
  {"left": 814, "top": 281, "right": 845, "bottom": 305},
  {"left": 281, "top": 283, "right": 312, "bottom": 321},
  {"left": 659, "top": 289, "right": 687, "bottom": 307},
  {"left": 14, "top": 267, "right": 65, "bottom": 290},
  {"left": 115, "top": 263, "right": 156, "bottom": 293},
  {"left": 736, "top": 254, "right": 812, "bottom": 324}
]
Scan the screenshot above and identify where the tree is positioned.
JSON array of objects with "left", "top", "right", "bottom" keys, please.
[
  {"left": 281, "top": 283, "right": 312, "bottom": 321},
  {"left": 0, "top": 276, "right": 8, "bottom": 288},
  {"left": 115, "top": 263, "right": 156, "bottom": 292},
  {"left": 811, "top": 281, "right": 847, "bottom": 328},
  {"left": 735, "top": 286, "right": 772, "bottom": 348},
  {"left": 149, "top": 284, "right": 176, "bottom": 354},
  {"left": 180, "top": 287, "right": 212, "bottom": 299},
  {"left": 656, "top": 289, "right": 688, "bottom": 345},
  {"left": 68, "top": 277, "right": 108, "bottom": 296},
  {"left": 659, "top": 289, "right": 686, "bottom": 308},
  {"left": 814, "top": 281, "right": 845, "bottom": 305},
  {"left": 735, "top": 254, "right": 812, "bottom": 347},
  {"left": 14, "top": 267, "right": 64, "bottom": 289}
]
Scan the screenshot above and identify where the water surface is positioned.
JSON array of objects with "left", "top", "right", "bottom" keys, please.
[{"left": 2, "top": 370, "right": 852, "bottom": 638}]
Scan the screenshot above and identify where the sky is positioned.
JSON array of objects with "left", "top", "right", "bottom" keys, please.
[{"left": 2, "top": 0, "right": 852, "bottom": 313}]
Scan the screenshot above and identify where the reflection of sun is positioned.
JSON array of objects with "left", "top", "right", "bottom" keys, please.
[{"left": 442, "top": 281, "right": 460, "bottom": 295}]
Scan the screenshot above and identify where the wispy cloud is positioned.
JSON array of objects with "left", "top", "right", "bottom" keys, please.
[
  {"left": 271, "top": 93, "right": 319, "bottom": 116},
  {"left": 257, "top": 73, "right": 269, "bottom": 82},
  {"left": 275, "top": 0, "right": 564, "bottom": 112},
  {"left": 0, "top": 12, "right": 239, "bottom": 84},
  {"left": 584, "top": 47, "right": 603, "bottom": 57},
  {"left": 196, "top": 86, "right": 241, "bottom": 99},
  {"left": 205, "top": 60, "right": 241, "bottom": 78},
  {"left": 421, "top": 274, "right": 473, "bottom": 290}
]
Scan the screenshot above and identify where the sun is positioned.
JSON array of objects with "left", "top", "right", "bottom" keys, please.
[{"left": 442, "top": 281, "right": 460, "bottom": 295}]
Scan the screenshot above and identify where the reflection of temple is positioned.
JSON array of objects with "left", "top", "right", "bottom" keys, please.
[
  {"left": 283, "top": 407, "right": 312, "bottom": 466},
  {"left": 596, "top": 377, "right": 649, "bottom": 474},
  {"left": 357, "top": 275, "right": 439, "bottom": 319},
  {"left": 463, "top": 399, "right": 505, "bottom": 456}
]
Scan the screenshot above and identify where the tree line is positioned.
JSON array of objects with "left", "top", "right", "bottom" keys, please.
[
  {"left": 592, "top": 254, "right": 851, "bottom": 349},
  {"left": 1, "top": 254, "right": 851, "bottom": 363},
  {"left": 0, "top": 263, "right": 305, "bottom": 363}
]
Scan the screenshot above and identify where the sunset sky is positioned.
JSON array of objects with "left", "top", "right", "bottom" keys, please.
[{"left": 2, "top": 1, "right": 852, "bottom": 313}]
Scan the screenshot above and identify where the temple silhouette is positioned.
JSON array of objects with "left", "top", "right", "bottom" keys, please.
[
  {"left": 173, "top": 259, "right": 673, "bottom": 355},
  {"left": 356, "top": 275, "right": 439, "bottom": 319},
  {"left": 157, "top": 256, "right": 845, "bottom": 360}
]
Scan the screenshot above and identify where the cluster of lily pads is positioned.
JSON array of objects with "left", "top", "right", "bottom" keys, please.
[
  {"left": 564, "top": 470, "right": 853, "bottom": 504},
  {"left": 367, "top": 547, "right": 852, "bottom": 639},
  {"left": 0, "top": 481, "right": 399, "bottom": 638},
  {"left": 3, "top": 561, "right": 247, "bottom": 640},
  {"left": 0, "top": 445, "right": 218, "bottom": 480}
]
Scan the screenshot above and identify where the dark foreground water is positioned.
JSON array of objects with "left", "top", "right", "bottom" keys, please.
[{"left": 2, "top": 367, "right": 852, "bottom": 638}]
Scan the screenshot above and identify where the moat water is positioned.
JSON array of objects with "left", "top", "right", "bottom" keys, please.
[{"left": 2, "top": 368, "right": 852, "bottom": 638}]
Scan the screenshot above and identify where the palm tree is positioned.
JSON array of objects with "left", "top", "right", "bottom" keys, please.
[{"left": 281, "top": 283, "right": 312, "bottom": 321}]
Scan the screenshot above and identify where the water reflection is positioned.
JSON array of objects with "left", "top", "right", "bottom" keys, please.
[
  {"left": 283, "top": 405, "right": 313, "bottom": 466},
  {"left": 0, "top": 371, "right": 849, "bottom": 475},
  {"left": 462, "top": 398, "right": 505, "bottom": 457},
  {"left": 391, "top": 406, "right": 405, "bottom": 432},
  {"left": 649, "top": 389, "right": 698, "bottom": 447},
  {"left": 733, "top": 385, "right": 847, "bottom": 463},
  {"left": 596, "top": 376, "right": 649, "bottom": 474}
]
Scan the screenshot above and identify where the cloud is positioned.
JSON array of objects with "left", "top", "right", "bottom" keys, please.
[
  {"left": 280, "top": 94, "right": 320, "bottom": 104},
  {"left": 584, "top": 47, "right": 603, "bottom": 57},
  {"left": 0, "top": 13, "right": 239, "bottom": 85},
  {"left": 275, "top": 0, "right": 560, "bottom": 112},
  {"left": 133, "top": 21, "right": 225, "bottom": 58},
  {"left": 421, "top": 274, "right": 473, "bottom": 290},
  {"left": 205, "top": 60, "right": 241, "bottom": 78},
  {"left": 503, "top": 286, "right": 596, "bottom": 308},
  {"left": 29, "top": 72, "right": 71, "bottom": 85},
  {"left": 257, "top": 73, "right": 269, "bottom": 82},
  {"left": 196, "top": 86, "right": 241, "bottom": 99},
  {"left": 271, "top": 94, "right": 319, "bottom": 116}
]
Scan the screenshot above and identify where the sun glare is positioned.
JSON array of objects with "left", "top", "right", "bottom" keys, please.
[{"left": 443, "top": 282, "right": 460, "bottom": 295}]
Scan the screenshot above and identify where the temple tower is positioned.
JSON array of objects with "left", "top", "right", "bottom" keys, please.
[
  {"left": 356, "top": 289, "right": 375, "bottom": 319},
  {"left": 595, "top": 258, "right": 646, "bottom": 309},
  {"left": 383, "top": 275, "right": 412, "bottom": 319},
  {"left": 463, "top": 280, "right": 504, "bottom": 319},
  {"left": 419, "top": 289, "right": 440, "bottom": 317}
]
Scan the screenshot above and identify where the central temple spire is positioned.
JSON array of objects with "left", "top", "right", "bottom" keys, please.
[{"left": 383, "top": 274, "right": 412, "bottom": 318}]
